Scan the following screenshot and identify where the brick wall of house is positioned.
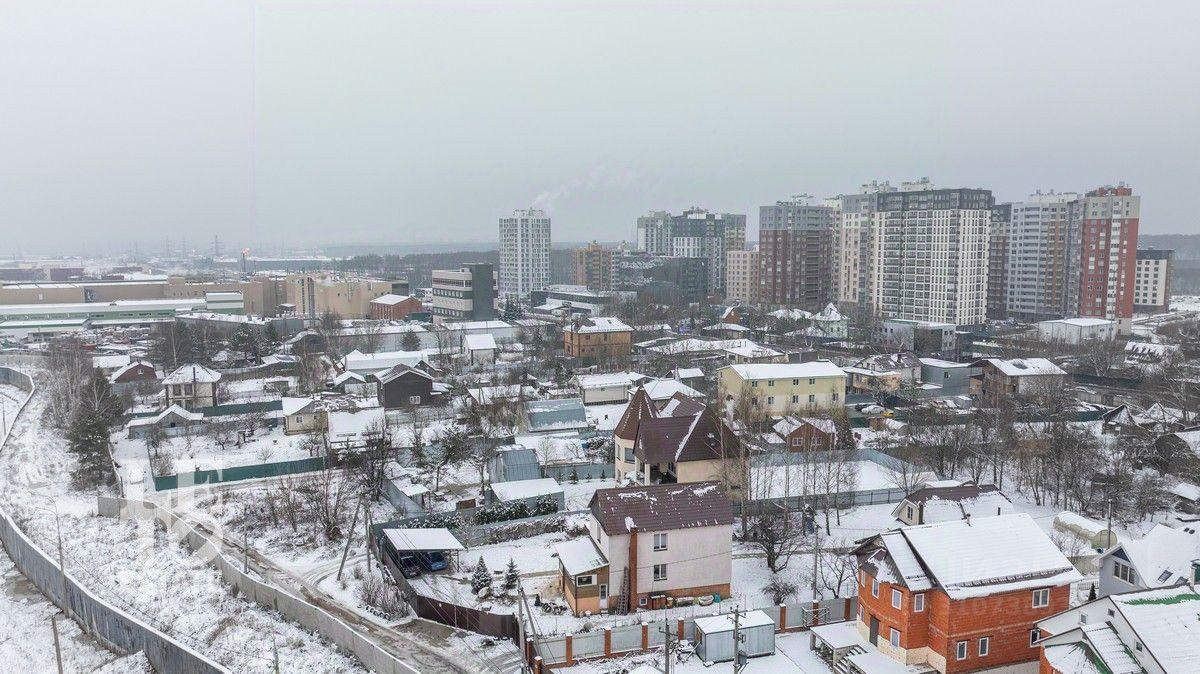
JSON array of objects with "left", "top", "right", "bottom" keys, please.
[
  {"left": 857, "top": 570, "right": 930, "bottom": 650},
  {"left": 932, "top": 584, "right": 1069, "bottom": 674}
]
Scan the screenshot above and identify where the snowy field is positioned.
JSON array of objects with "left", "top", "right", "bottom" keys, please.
[{"left": 749, "top": 460, "right": 933, "bottom": 499}]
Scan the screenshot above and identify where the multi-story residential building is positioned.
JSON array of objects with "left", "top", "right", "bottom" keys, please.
[
  {"left": 635, "top": 208, "right": 745, "bottom": 294},
  {"left": 429, "top": 264, "right": 497, "bottom": 321},
  {"left": 716, "top": 361, "right": 847, "bottom": 417},
  {"left": 498, "top": 208, "right": 551, "bottom": 299},
  {"left": 571, "top": 241, "right": 614, "bottom": 291},
  {"left": 835, "top": 181, "right": 898, "bottom": 310},
  {"left": 553, "top": 481, "right": 733, "bottom": 616},
  {"left": 986, "top": 203, "right": 1010, "bottom": 320},
  {"left": 562, "top": 316, "right": 634, "bottom": 365},
  {"left": 968, "top": 357, "right": 1068, "bottom": 406},
  {"left": 1071, "top": 184, "right": 1140, "bottom": 334},
  {"left": 1134, "top": 248, "right": 1172, "bottom": 314},
  {"left": 162, "top": 364, "right": 222, "bottom": 410},
  {"left": 758, "top": 197, "right": 835, "bottom": 310},
  {"left": 639, "top": 256, "right": 710, "bottom": 303},
  {"left": 724, "top": 248, "right": 758, "bottom": 304},
  {"left": 872, "top": 186, "right": 993, "bottom": 327},
  {"left": 998, "top": 192, "right": 1078, "bottom": 322},
  {"left": 842, "top": 514, "right": 1080, "bottom": 674}
]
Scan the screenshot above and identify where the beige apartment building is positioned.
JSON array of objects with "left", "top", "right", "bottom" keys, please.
[
  {"left": 725, "top": 248, "right": 759, "bottom": 304},
  {"left": 0, "top": 275, "right": 288, "bottom": 316},
  {"left": 284, "top": 274, "right": 394, "bottom": 318},
  {"left": 717, "top": 361, "right": 847, "bottom": 417}
]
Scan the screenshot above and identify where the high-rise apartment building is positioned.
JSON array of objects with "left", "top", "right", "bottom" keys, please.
[
  {"left": 834, "top": 181, "right": 899, "bottom": 311},
  {"left": 431, "top": 264, "right": 497, "bottom": 321},
  {"left": 1133, "top": 248, "right": 1172, "bottom": 314},
  {"left": 997, "top": 192, "right": 1078, "bottom": 322},
  {"left": 986, "top": 203, "right": 1011, "bottom": 320},
  {"left": 634, "top": 208, "right": 745, "bottom": 294},
  {"left": 498, "top": 209, "right": 551, "bottom": 299},
  {"left": 725, "top": 248, "right": 759, "bottom": 305},
  {"left": 871, "top": 186, "right": 993, "bottom": 327},
  {"left": 571, "top": 241, "right": 614, "bottom": 291},
  {"left": 1071, "top": 184, "right": 1140, "bottom": 333},
  {"left": 758, "top": 197, "right": 835, "bottom": 309}
]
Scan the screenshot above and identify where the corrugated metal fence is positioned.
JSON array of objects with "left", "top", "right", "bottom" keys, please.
[{"left": 0, "top": 365, "right": 227, "bottom": 673}]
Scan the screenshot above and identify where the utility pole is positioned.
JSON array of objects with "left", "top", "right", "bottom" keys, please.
[
  {"left": 658, "top": 616, "right": 674, "bottom": 674},
  {"left": 50, "top": 614, "right": 64, "bottom": 674},
  {"left": 337, "top": 497, "right": 363, "bottom": 581},
  {"left": 732, "top": 607, "right": 747, "bottom": 674}
]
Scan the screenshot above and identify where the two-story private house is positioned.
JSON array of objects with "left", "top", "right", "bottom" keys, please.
[
  {"left": 716, "top": 361, "right": 847, "bottom": 417},
  {"left": 162, "top": 364, "right": 222, "bottom": 410},
  {"left": 968, "top": 358, "right": 1067, "bottom": 407},
  {"left": 1095, "top": 523, "right": 1200, "bottom": 597},
  {"left": 891, "top": 481, "right": 1014, "bottom": 526},
  {"left": 1035, "top": 583, "right": 1200, "bottom": 674},
  {"left": 770, "top": 416, "right": 842, "bottom": 452},
  {"left": 563, "top": 316, "right": 634, "bottom": 365},
  {"left": 613, "top": 388, "right": 743, "bottom": 488},
  {"left": 849, "top": 513, "right": 1081, "bottom": 674},
  {"left": 553, "top": 482, "right": 733, "bottom": 616}
]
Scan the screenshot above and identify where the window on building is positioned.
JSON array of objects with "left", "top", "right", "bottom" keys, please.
[
  {"left": 653, "top": 564, "right": 668, "bottom": 581},
  {"left": 1032, "top": 588, "right": 1050, "bottom": 608},
  {"left": 599, "top": 584, "right": 608, "bottom": 600},
  {"left": 871, "top": 578, "right": 879, "bottom": 597},
  {"left": 891, "top": 588, "right": 902, "bottom": 609},
  {"left": 576, "top": 574, "right": 594, "bottom": 587},
  {"left": 653, "top": 533, "right": 667, "bottom": 551},
  {"left": 889, "top": 628, "right": 900, "bottom": 648},
  {"left": 791, "top": 395, "right": 799, "bottom": 404},
  {"left": 978, "top": 636, "right": 989, "bottom": 656},
  {"left": 905, "top": 505, "right": 914, "bottom": 520},
  {"left": 1114, "top": 561, "right": 1137, "bottom": 585},
  {"left": 956, "top": 641, "right": 968, "bottom": 661},
  {"left": 913, "top": 593, "right": 924, "bottom": 612},
  {"left": 808, "top": 394, "right": 815, "bottom": 403},
  {"left": 792, "top": 379, "right": 799, "bottom": 385},
  {"left": 1029, "top": 629, "right": 1041, "bottom": 646}
]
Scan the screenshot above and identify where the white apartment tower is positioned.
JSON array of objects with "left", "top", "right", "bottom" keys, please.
[
  {"left": 1001, "top": 191, "right": 1078, "bottom": 321},
  {"left": 498, "top": 208, "right": 551, "bottom": 299},
  {"left": 870, "top": 185, "right": 994, "bottom": 327}
]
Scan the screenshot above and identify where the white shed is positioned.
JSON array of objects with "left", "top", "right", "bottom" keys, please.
[
  {"left": 693, "top": 610, "right": 775, "bottom": 664},
  {"left": 464, "top": 333, "right": 497, "bottom": 365}
]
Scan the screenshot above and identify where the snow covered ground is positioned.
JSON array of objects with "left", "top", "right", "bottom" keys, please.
[{"left": 749, "top": 460, "right": 932, "bottom": 499}]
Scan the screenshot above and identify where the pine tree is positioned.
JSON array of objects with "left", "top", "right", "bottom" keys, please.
[
  {"left": 66, "top": 407, "right": 115, "bottom": 488},
  {"left": 401, "top": 329, "right": 421, "bottom": 352},
  {"left": 231, "top": 324, "right": 261, "bottom": 362},
  {"left": 261, "top": 322, "right": 282, "bottom": 354},
  {"left": 504, "top": 558, "right": 519, "bottom": 591},
  {"left": 471, "top": 556, "right": 492, "bottom": 594}
]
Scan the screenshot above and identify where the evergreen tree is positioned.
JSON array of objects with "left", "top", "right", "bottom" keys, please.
[
  {"left": 66, "top": 407, "right": 115, "bottom": 488},
  {"left": 471, "top": 556, "right": 492, "bottom": 594},
  {"left": 504, "top": 558, "right": 519, "bottom": 591},
  {"left": 231, "top": 324, "right": 261, "bottom": 363},
  {"left": 261, "top": 322, "right": 282, "bottom": 354},
  {"left": 401, "top": 328, "right": 421, "bottom": 352}
]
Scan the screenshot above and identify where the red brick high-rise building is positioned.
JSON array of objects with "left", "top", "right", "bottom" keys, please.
[
  {"left": 758, "top": 198, "right": 835, "bottom": 310},
  {"left": 1071, "top": 184, "right": 1140, "bottom": 334}
]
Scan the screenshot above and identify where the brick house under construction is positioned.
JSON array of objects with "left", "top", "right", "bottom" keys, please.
[{"left": 553, "top": 482, "right": 733, "bottom": 616}]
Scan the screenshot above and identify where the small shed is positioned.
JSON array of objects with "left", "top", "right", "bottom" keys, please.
[
  {"left": 463, "top": 333, "right": 498, "bottom": 365},
  {"left": 487, "top": 478, "right": 565, "bottom": 512},
  {"left": 693, "top": 610, "right": 776, "bottom": 663},
  {"left": 330, "top": 371, "right": 374, "bottom": 397}
]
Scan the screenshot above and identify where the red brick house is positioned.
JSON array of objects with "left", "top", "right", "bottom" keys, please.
[
  {"left": 771, "top": 416, "right": 841, "bottom": 452},
  {"left": 849, "top": 513, "right": 1081, "bottom": 674},
  {"left": 369, "top": 294, "right": 423, "bottom": 321}
]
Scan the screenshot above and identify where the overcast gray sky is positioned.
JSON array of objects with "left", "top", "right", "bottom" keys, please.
[{"left": 2, "top": 1, "right": 1198, "bottom": 254}]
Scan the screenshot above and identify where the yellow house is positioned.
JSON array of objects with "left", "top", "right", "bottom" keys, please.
[{"left": 717, "top": 361, "right": 847, "bottom": 417}]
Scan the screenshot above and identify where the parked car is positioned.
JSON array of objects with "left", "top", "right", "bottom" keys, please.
[
  {"left": 415, "top": 550, "right": 448, "bottom": 572},
  {"left": 397, "top": 554, "right": 422, "bottom": 579}
]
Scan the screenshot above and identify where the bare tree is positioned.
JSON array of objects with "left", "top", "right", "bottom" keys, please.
[
  {"left": 815, "top": 540, "right": 858, "bottom": 599},
  {"left": 743, "top": 501, "right": 808, "bottom": 573}
]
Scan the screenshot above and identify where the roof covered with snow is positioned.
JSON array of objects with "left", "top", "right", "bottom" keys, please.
[
  {"left": 463, "top": 333, "right": 497, "bottom": 351},
  {"left": 574, "top": 371, "right": 647, "bottom": 390},
  {"left": 1109, "top": 585, "right": 1200, "bottom": 672},
  {"left": 589, "top": 482, "right": 732, "bottom": 535},
  {"left": 724, "top": 361, "right": 846, "bottom": 381},
  {"left": 489, "top": 478, "right": 563, "bottom": 502},
  {"left": 563, "top": 316, "right": 632, "bottom": 334},
  {"left": 524, "top": 398, "right": 588, "bottom": 431},
  {"left": 554, "top": 537, "right": 608, "bottom": 576},
  {"left": 974, "top": 357, "right": 1066, "bottom": 377},
  {"left": 638, "top": 378, "right": 703, "bottom": 401},
  {"left": 280, "top": 397, "right": 319, "bottom": 417},
  {"left": 163, "top": 363, "right": 222, "bottom": 385},
  {"left": 693, "top": 609, "right": 774, "bottom": 633},
  {"left": 1101, "top": 523, "right": 1200, "bottom": 590},
  {"left": 382, "top": 528, "right": 465, "bottom": 552},
  {"left": 369, "top": 293, "right": 415, "bottom": 305}
]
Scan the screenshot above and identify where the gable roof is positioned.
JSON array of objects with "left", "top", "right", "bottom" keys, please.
[
  {"left": 892, "top": 483, "right": 1013, "bottom": 524},
  {"left": 281, "top": 397, "right": 319, "bottom": 417},
  {"left": 127, "top": 404, "right": 204, "bottom": 428},
  {"left": 1109, "top": 585, "right": 1200, "bottom": 673},
  {"left": 163, "top": 364, "right": 221, "bottom": 385},
  {"left": 639, "top": 378, "right": 703, "bottom": 402},
  {"left": 858, "top": 513, "right": 1080, "bottom": 599},
  {"left": 375, "top": 363, "right": 433, "bottom": 385},
  {"left": 564, "top": 316, "right": 632, "bottom": 334},
  {"left": 1099, "top": 523, "right": 1200, "bottom": 589},
  {"left": 109, "top": 359, "right": 156, "bottom": 383},
  {"left": 660, "top": 391, "right": 707, "bottom": 417},
  {"left": 973, "top": 357, "right": 1066, "bottom": 377},
  {"left": 589, "top": 482, "right": 732, "bottom": 535},
  {"left": 634, "top": 407, "right": 740, "bottom": 464},
  {"left": 772, "top": 416, "right": 838, "bottom": 437},
  {"left": 614, "top": 386, "right": 657, "bottom": 442}
]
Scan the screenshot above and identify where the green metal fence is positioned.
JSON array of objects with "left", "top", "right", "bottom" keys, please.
[{"left": 152, "top": 455, "right": 326, "bottom": 491}]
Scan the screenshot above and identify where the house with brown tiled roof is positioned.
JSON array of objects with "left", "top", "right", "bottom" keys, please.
[
  {"left": 613, "top": 387, "right": 743, "bottom": 487},
  {"left": 552, "top": 481, "right": 733, "bottom": 616}
]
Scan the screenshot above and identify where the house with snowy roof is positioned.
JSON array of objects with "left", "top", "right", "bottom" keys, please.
[
  {"left": 969, "top": 358, "right": 1068, "bottom": 406},
  {"left": 891, "top": 481, "right": 1013, "bottom": 526},
  {"left": 1035, "top": 583, "right": 1200, "bottom": 674},
  {"left": 612, "top": 387, "right": 742, "bottom": 487},
  {"left": 552, "top": 481, "right": 732, "bottom": 616},
  {"left": 846, "top": 352, "right": 923, "bottom": 394},
  {"left": 848, "top": 513, "right": 1081, "bottom": 673},
  {"left": 1096, "top": 523, "right": 1200, "bottom": 597},
  {"left": 770, "top": 416, "right": 842, "bottom": 452},
  {"left": 562, "top": 316, "right": 634, "bottom": 365},
  {"left": 162, "top": 364, "right": 222, "bottom": 410}
]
